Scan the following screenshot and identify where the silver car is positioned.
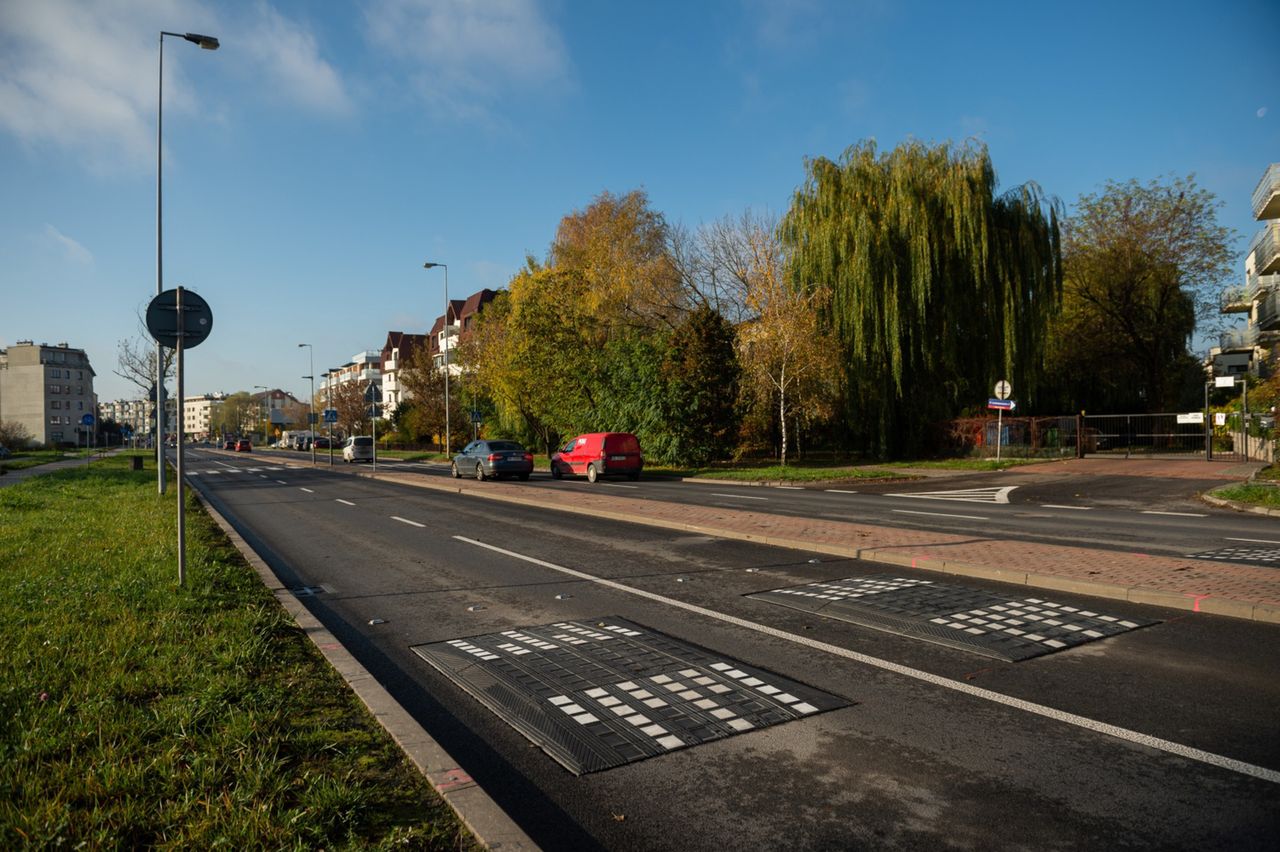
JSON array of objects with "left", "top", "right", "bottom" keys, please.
[{"left": 342, "top": 435, "right": 374, "bottom": 463}]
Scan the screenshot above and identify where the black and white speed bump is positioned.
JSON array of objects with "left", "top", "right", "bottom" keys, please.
[
  {"left": 410, "top": 617, "right": 847, "bottom": 775},
  {"left": 748, "top": 574, "right": 1157, "bottom": 661},
  {"left": 1187, "top": 545, "right": 1280, "bottom": 567}
]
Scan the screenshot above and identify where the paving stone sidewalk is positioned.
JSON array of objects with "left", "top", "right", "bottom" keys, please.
[{"left": 369, "top": 469, "right": 1280, "bottom": 625}]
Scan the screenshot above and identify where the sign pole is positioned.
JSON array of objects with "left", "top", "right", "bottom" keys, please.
[
  {"left": 176, "top": 286, "right": 186, "bottom": 587},
  {"left": 996, "top": 408, "right": 1003, "bottom": 461}
]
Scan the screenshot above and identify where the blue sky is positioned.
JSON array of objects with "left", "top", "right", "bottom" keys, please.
[{"left": 2, "top": 0, "right": 1276, "bottom": 405}]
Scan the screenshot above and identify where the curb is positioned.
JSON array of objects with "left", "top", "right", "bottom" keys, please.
[
  {"left": 1201, "top": 489, "right": 1280, "bottom": 518},
  {"left": 186, "top": 476, "right": 538, "bottom": 851},
  {"left": 350, "top": 467, "right": 1280, "bottom": 626}
]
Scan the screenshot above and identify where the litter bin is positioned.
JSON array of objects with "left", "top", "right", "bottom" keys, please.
[{"left": 130, "top": 456, "right": 143, "bottom": 471}]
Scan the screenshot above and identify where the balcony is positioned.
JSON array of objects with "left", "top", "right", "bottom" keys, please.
[
  {"left": 1258, "top": 289, "right": 1280, "bottom": 332},
  {"left": 1253, "top": 163, "right": 1280, "bottom": 221},
  {"left": 1219, "top": 326, "right": 1257, "bottom": 351},
  {"left": 1220, "top": 285, "right": 1250, "bottom": 313},
  {"left": 1251, "top": 222, "right": 1280, "bottom": 276}
]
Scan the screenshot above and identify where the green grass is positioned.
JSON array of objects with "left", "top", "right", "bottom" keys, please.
[
  {"left": 874, "top": 458, "right": 1046, "bottom": 471},
  {"left": 375, "top": 449, "right": 447, "bottom": 463},
  {"left": 1215, "top": 483, "right": 1280, "bottom": 509},
  {"left": 680, "top": 464, "right": 904, "bottom": 482},
  {"left": 0, "top": 449, "right": 83, "bottom": 471},
  {"left": 0, "top": 456, "right": 475, "bottom": 849}
]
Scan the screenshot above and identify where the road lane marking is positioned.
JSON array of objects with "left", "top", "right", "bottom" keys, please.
[
  {"left": 603, "top": 483, "right": 638, "bottom": 489},
  {"left": 1043, "top": 504, "right": 1092, "bottom": 511},
  {"left": 1142, "top": 510, "right": 1208, "bottom": 517},
  {"left": 1226, "top": 537, "right": 1280, "bottom": 545},
  {"left": 259, "top": 475, "right": 268, "bottom": 479},
  {"left": 336, "top": 499, "right": 355, "bottom": 506},
  {"left": 300, "top": 487, "right": 315, "bottom": 493},
  {"left": 778, "top": 486, "right": 804, "bottom": 490},
  {"left": 711, "top": 493, "right": 769, "bottom": 500},
  {"left": 892, "top": 508, "right": 988, "bottom": 521},
  {"left": 392, "top": 516, "right": 425, "bottom": 527},
  {"left": 276, "top": 480, "right": 288, "bottom": 485},
  {"left": 826, "top": 489, "right": 858, "bottom": 494},
  {"left": 453, "top": 535, "right": 1280, "bottom": 786},
  {"left": 888, "top": 486, "right": 1016, "bottom": 504}
]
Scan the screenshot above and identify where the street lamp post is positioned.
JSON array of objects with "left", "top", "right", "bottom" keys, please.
[
  {"left": 326, "top": 367, "right": 338, "bottom": 465},
  {"left": 423, "top": 261, "right": 450, "bottom": 456},
  {"left": 253, "top": 385, "right": 268, "bottom": 445},
  {"left": 156, "top": 30, "right": 219, "bottom": 494},
  {"left": 298, "top": 343, "right": 316, "bottom": 465}
]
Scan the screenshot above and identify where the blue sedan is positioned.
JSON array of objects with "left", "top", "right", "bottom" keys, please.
[{"left": 451, "top": 440, "right": 534, "bottom": 481}]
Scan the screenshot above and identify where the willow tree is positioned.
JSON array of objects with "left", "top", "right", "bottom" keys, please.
[{"left": 780, "top": 139, "right": 1062, "bottom": 456}]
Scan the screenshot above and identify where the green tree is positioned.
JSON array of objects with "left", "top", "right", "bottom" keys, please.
[
  {"left": 1043, "top": 175, "right": 1234, "bottom": 413},
  {"left": 211, "top": 392, "right": 256, "bottom": 437},
  {"left": 780, "top": 139, "right": 1062, "bottom": 457},
  {"left": 660, "top": 305, "right": 741, "bottom": 465}
]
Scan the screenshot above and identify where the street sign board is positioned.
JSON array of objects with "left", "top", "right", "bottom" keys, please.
[
  {"left": 1214, "top": 375, "right": 1237, "bottom": 388},
  {"left": 364, "top": 383, "right": 382, "bottom": 403},
  {"left": 323, "top": 408, "right": 338, "bottom": 423},
  {"left": 1177, "top": 412, "right": 1204, "bottom": 424},
  {"left": 367, "top": 404, "right": 382, "bottom": 418},
  {"left": 470, "top": 409, "right": 483, "bottom": 423},
  {"left": 81, "top": 413, "right": 95, "bottom": 426},
  {"left": 987, "top": 399, "right": 1016, "bottom": 411},
  {"left": 994, "top": 380, "right": 1012, "bottom": 400},
  {"left": 145, "top": 288, "right": 213, "bottom": 349}
]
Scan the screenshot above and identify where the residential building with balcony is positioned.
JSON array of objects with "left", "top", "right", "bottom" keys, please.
[
  {"left": 379, "top": 331, "right": 429, "bottom": 418},
  {"left": 0, "top": 340, "right": 97, "bottom": 447},
  {"left": 1214, "top": 163, "right": 1280, "bottom": 377},
  {"left": 183, "top": 393, "right": 227, "bottom": 439},
  {"left": 428, "top": 288, "right": 498, "bottom": 376},
  {"left": 320, "top": 351, "right": 383, "bottom": 406}
]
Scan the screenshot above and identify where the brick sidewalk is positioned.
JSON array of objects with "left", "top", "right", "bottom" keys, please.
[{"left": 366, "top": 468, "right": 1280, "bottom": 625}]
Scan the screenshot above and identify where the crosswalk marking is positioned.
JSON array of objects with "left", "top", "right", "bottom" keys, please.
[{"left": 888, "top": 486, "right": 1017, "bottom": 504}]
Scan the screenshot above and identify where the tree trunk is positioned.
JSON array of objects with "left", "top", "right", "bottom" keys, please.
[{"left": 779, "top": 364, "right": 788, "bottom": 467}]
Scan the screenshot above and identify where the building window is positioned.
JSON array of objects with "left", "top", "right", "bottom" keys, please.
[
  {"left": 50, "top": 416, "right": 60, "bottom": 424},
  {"left": 52, "top": 431, "right": 63, "bottom": 439},
  {"left": 51, "top": 400, "right": 61, "bottom": 410},
  {"left": 51, "top": 368, "right": 61, "bottom": 378}
]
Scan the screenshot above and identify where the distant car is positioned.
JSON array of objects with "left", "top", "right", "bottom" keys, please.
[
  {"left": 550, "top": 432, "right": 643, "bottom": 482},
  {"left": 223, "top": 440, "right": 236, "bottom": 450},
  {"left": 313, "top": 436, "right": 332, "bottom": 450},
  {"left": 342, "top": 435, "right": 374, "bottom": 463},
  {"left": 452, "top": 440, "right": 534, "bottom": 481},
  {"left": 235, "top": 439, "right": 252, "bottom": 452}
]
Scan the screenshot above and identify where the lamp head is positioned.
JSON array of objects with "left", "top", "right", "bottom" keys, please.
[{"left": 185, "top": 33, "right": 219, "bottom": 50}]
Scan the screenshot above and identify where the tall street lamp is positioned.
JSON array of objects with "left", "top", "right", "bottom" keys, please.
[
  {"left": 253, "top": 385, "right": 268, "bottom": 445},
  {"left": 298, "top": 343, "right": 316, "bottom": 465},
  {"left": 156, "top": 30, "right": 219, "bottom": 494},
  {"left": 423, "top": 261, "right": 450, "bottom": 456}
]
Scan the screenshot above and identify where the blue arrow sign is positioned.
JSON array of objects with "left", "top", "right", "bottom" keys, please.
[{"left": 987, "top": 398, "right": 1016, "bottom": 410}]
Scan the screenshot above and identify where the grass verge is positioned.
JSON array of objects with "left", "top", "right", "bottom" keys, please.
[
  {"left": 0, "top": 456, "right": 476, "bottom": 849},
  {"left": 1214, "top": 483, "right": 1280, "bottom": 509}
]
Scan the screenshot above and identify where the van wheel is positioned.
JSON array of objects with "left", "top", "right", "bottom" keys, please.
[
  {"left": 587, "top": 463, "right": 598, "bottom": 483},
  {"left": 627, "top": 472, "right": 640, "bottom": 481},
  {"left": 450, "top": 461, "right": 460, "bottom": 478},
  {"left": 475, "top": 463, "right": 487, "bottom": 481},
  {"left": 550, "top": 463, "right": 562, "bottom": 480}
]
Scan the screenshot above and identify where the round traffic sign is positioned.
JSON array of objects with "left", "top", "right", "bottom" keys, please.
[
  {"left": 81, "top": 413, "right": 95, "bottom": 426},
  {"left": 146, "top": 288, "right": 213, "bottom": 349},
  {"left": 994, "top": 380, "right": 1012, "bottom": 400}
]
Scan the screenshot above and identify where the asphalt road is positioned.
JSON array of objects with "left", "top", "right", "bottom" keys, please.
[
  {"left": 264, "top": 449, "right": 1280, "bottom": 563},
  {"left": 184, "top": 449, "right": 1279, "bottom": 850}
]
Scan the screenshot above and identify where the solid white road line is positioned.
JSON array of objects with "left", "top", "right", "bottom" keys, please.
[
  {"left": 453, "top": 535, "right": 1280, "bottom": 786},
  {"left": 711, "top": 493, "right": 769, "bottom": 500},
  {"left": 300, "top": 487, "right": 315, "bottom": 494},
  {"left": 778, "top": 486, "right": 804, "bottom": 490},
  {"left": 1226, "top": 537, "right": 1280, "bottom": 545},
  {"left": 892, "top": 508, "right": 988, "bottom": 521},
  {"left": 336, "top": 499, "right": 355, "bottom": 506},
  {"left": 1142, "top": 510, "right": 1209, "bottom": 517},
  {"left": 825, "top": 489, "right": 859, "bottom": 494},
  {"left": 392, "top": 516, "right": 425, "bottom": 527},
  {"left": 1042, "top": 504, "right": 1093, "bottom": 511},
  {"left": 603, "top": 483, "right": 639, "bottom": 489}
]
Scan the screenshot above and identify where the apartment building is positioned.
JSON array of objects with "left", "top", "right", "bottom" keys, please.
[
  {"left": 428, "top": 288, "right": 497, "bottom": 375},
  {"left": 1216, "top": 163, "right": 1280, "bottom": 377},
  {"left": 0, "top": 340, "right": 97, "bottom": 447},
  {"left": 183, "top": 393, "right": 227, "bottom": 439},
  {"left": 319, "top": 350, "right": 383, "bottom": 400},
  {"left": 379, "top": 331, "right": 430, "bottom": 418}
]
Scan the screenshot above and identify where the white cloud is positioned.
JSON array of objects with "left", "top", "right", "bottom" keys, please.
[
  {"left": 0, "top": 0, "right": 350, "bottom": 173},
  {"left": 1258, "top": 107, "right": 1268, "bottom": 119},
  {"left": 43, "top": 224, "right": 94, "bottom": 265},
  {"left": 363, "top": 0, "right": 570, "bottom": 119}
]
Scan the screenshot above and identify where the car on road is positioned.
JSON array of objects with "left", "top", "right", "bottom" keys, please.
[
  {"left": 550, "top": 432, "right": 642, "bottom": 483},
  {"left": 235, "top": 439, "right": 252, "bottom": 452},
  {"left": 313, "top": 436, "right": 332, "bottom": 450},
  {"left": 451, "top": 440, "right": 535, "bottom": 481},
  {"left": 342, "top": 435, "right": 374, "bottom": 463},
  {"left": 222, "top": 439, "right": 236, "bottom": 450}
]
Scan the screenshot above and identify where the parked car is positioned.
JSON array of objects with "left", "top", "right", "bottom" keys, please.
[
  {"left": 0, "top": 445, "right": 11, "bottom": 459},
  {"left": 313, "top": 436, "right": 332, "bottom": 450},
  {"left": 222, "top": 439, "right": 236, "bottom": 450},
  {"left": 451, "top": 440, "right": 534, "bottom": 481},
  {"left": 235, "top": 439, "right": 252, "bottom": 452},
  {"left": 550, "top": 432, "right": 643, "bottom": 482},
  {"left": 342, "top": 435, "right": 374, "bottom": 463}
]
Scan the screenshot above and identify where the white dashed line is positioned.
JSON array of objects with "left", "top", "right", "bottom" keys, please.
[
  {"left": 825, "top": 489, "right": 858, "bottom": 494},
  {"left": 1043, "top": 504, "right": 1092, "bottom": 511},
  {"left": 778, "top": 486, "right": 804, "bottom": 490},
  {"left": 710, "top": 493, "right": 769, "bottom": 500},
  {"left": 892, "top": 508, "right": 989, "bottom": 521},
  {"left": 276, "top": 480, "right": 288, "bottom": 485},
  {"left": 392, "top": 516, "right": 425, "bottom": 527},
  {"left": 1142, "top": 510, "right": 1208, "bottom": 518},
  {"left": 300, "top": 488, "right": 315, "bottom": 493},
  {"left": 453, "top": 535, "right": 1280, "bottom": 786},
  {"left": 603, "top": 483, "right": 639, "bottom": 489},
  {"left": 336, "top": 499, "right": 355, "bottom": 506}
]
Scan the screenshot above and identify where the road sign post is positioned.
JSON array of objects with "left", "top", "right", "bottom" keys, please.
[{"left": 990, "top": 382, "right": 1013, "bottom": 461}]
